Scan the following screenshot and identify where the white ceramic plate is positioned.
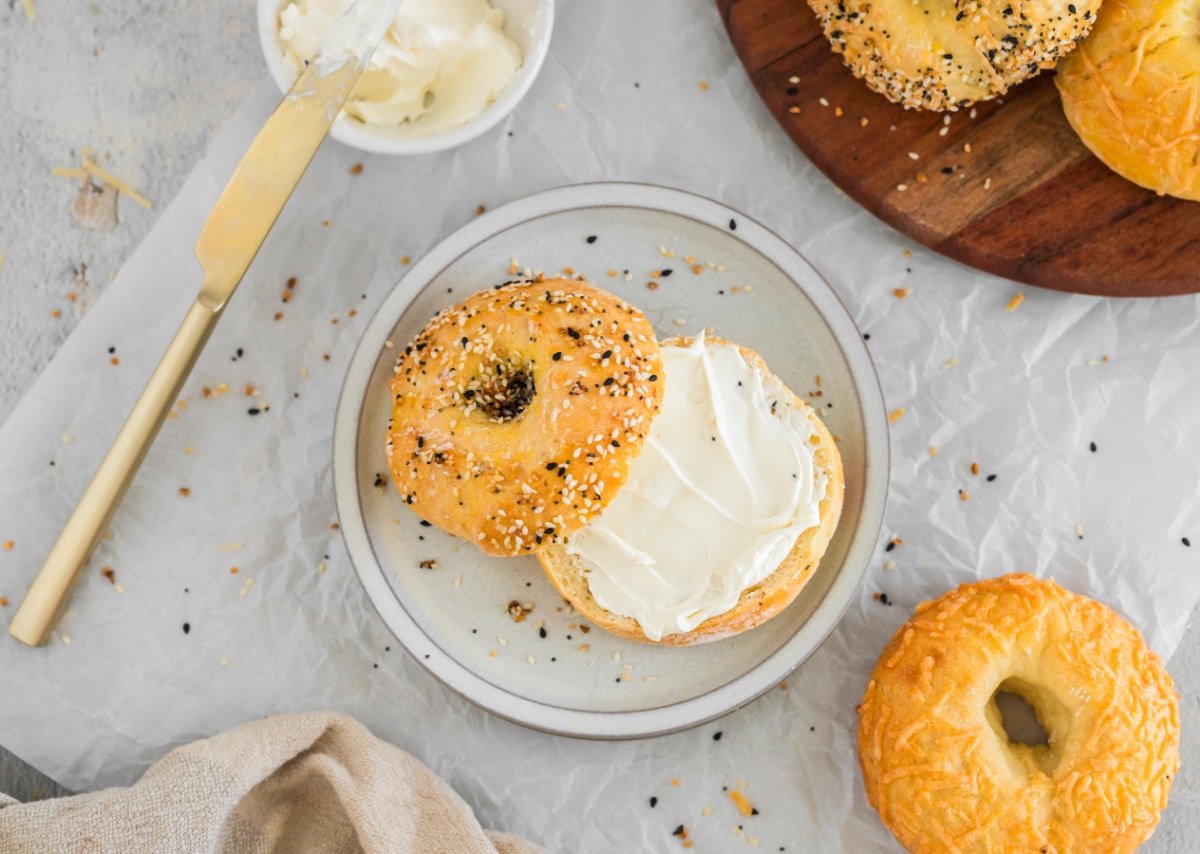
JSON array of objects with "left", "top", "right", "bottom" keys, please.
[{"left": 333, "top": 183, "right": 889, "bottom": 738}]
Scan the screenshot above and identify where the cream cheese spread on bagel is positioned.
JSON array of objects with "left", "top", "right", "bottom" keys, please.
[{"left": 562, "top": 334, "right": 828, "bottom": 642}]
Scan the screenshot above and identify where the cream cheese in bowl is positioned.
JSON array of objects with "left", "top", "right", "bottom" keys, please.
[
  {"left": 259, "top": 0, "right": 553, "bottom": 154},
  {"left": 278, "top": 0, "right": 523, "bottom": 134}
]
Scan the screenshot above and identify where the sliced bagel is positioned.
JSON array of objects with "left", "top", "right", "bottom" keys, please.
[{"left": 537, "top": 335, "right": 844, "bottom": 646}]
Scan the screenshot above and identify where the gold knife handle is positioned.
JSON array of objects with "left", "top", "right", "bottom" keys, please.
[{"left": 9, "top": 298, "right": 222, "bottom": 646}]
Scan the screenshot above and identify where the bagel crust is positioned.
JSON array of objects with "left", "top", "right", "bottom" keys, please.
[
  {"left": 386, "top": 280, "right": 662, "bottom": 557},
  {"left": 1056, "top": 0, "right": 1200, "bottom": 200},
  {"left": 857, "top": 573, "right": 1179, "bottom": 853},
  {"left": 809, "top": 0, "right": 1102, "bottom": 110},
  {"left": 538, "top": 337, "right": 844, "bottom": 645}
]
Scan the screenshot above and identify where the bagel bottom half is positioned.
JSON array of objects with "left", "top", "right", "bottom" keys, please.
[
  {"left": 537, "top": 336, "right": 844, "bottom": 646},
  {"left": 857, "top": 573, "right": 1179, "bottom": 854}
]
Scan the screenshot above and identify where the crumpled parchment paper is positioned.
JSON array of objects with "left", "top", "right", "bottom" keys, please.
[{"left": 1, "top": 3, "right": 1198, "bottom": 851}]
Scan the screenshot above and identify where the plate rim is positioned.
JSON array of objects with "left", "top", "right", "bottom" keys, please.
[{"left": 332, "top": 181, "right": 891, "bottom": 739}]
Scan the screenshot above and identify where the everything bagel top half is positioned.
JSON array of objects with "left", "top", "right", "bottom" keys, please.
[
  {"left": 387, "top": 279, "right": 663, "bottom": 557},
  {"left": 386, "top": 279, "right": 844, "bottom": 644}
]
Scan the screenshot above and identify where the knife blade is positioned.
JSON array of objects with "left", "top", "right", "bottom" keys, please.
[{"left": 9, "top": 0, "right": 404, "bottom": 647}]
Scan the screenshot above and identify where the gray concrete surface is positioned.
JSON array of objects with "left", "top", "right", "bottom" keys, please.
[
  {"left": 0, "top": 0, "right": 260, "bottom": 800},
  {"left": 0, "top": 4, "right": 1196, "bottom": 852},
  {"left": 0, "top": 0, "right": 261, "bottom": 424}
]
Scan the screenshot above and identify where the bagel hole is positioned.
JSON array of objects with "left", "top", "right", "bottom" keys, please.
[
  {"left": 469, "top": 360, "right": 536, "bottom": 422},
  {"left": 994, "top": 688, "right": 1049, "bottom": 747}
]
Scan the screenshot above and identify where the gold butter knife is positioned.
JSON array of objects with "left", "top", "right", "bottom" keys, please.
[{"left": 9, "top": 0, "right": 404, "bottom": 647}]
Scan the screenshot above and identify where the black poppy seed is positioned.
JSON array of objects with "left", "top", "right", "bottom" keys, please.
[
  {"left": 420, "top": 520, "right": 432, "bottom": 527},
  {"left": 713, "top": 731, "right": 723, "bottom": 741},
  {"left": 1089, "top": 441, "right": 1097, "bottom": 452},
  {"left": 1184, "top": 538, "right": 1192, "bottom": 547},
  {"left": 247, "top": 407, "right": 260, "bottom": 416},
  {"left": 650, "top": 796, "right": 658, "bottom": 808},
  {"left": 603, "top": 378, "right": 615, "bottom": 386},
  {"left": 728, "top": 219, "right": 737, "bottom": 230},
  {"left": 182, "top": 623, "right": 190, "bottom": 634},
  {"left": 986, "top": 474, "right": 997, "bottom": 482},
  {"left": 885, "top": 541, "right": 895, "bottom": 552},
  {"left": 586, "top": 235, "right": 597, "bottom": 244},
  {"left": 661, "top": 269, "right": 673, "bottom": 277},
  {"left": 649, "top": 374, "right": 658, "bottom": 382},
  {"left": 539, "top": 627, "right": 547, "bottom": 638},
  {"left": 673, "top": 825, "right": 685, "bottom": 836},
  {"left": 107, "top": 346, "right": 115, "bottom": 354}
]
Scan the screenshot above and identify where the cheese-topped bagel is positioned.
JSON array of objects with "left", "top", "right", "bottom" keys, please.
[
  {"left": 1056, "top": 0, "right": 1200, "bottom": 200},
  {"left": 858, "top": 573, "right": 1179, "bottom": 853}
]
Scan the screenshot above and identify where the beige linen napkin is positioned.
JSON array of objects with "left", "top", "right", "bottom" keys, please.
[{"left": 0, "top": 711, "right": 545, "bottom": 854}]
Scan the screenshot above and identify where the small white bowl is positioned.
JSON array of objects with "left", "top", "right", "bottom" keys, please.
[{"left": 257, "top": 0, "right": 554, "bottom": 155}]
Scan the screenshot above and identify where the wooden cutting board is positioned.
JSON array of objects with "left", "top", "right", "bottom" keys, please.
[{"left": 717, "top": 0, "right": 1200, "bottom": 297}]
